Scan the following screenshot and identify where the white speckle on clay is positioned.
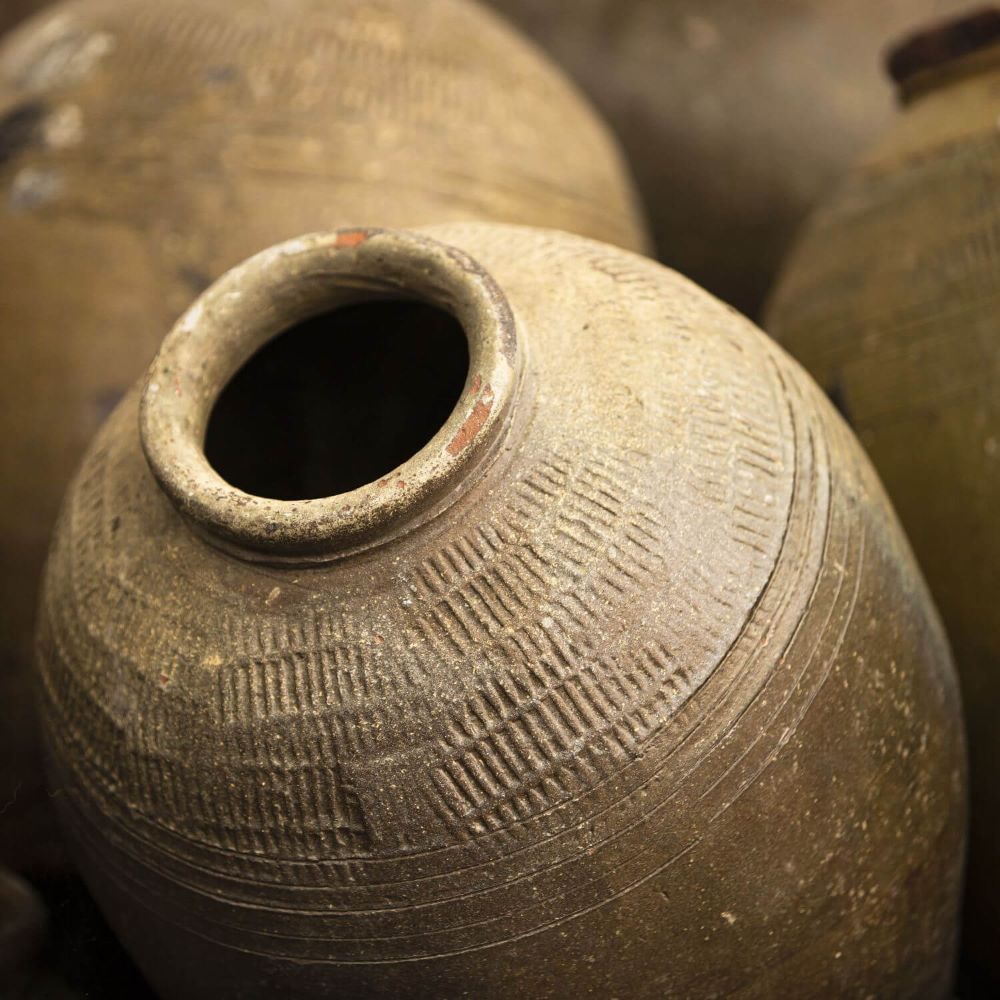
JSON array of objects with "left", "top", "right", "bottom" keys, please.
[
  {"left": 10, "top": 16, "right": 115, "bottom": 94},
  {"left": 43, "top": 104, "right": 84, "bottom": 149},
  {"left": 180, "top": 298, "right": 205, "bottom": 332},
  {"left": 9, "top": 166, "right": 62, "bottom": 211}
]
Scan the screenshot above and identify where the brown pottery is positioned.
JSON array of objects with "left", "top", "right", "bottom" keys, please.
[
  {"left": 766, "top": 8, "right": 1000, "bottom": 982},
  {"left": 0, "top": 0, "right": 647, "bottom": 874},
  {"left": 37, "top": 223, "right": 965, "bottom": 998},
  {"left": 491, "top": 0, "right": 970, "bottom": 318}
]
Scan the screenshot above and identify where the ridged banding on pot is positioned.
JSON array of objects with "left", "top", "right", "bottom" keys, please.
[{"left": 766, "top": 9, "right": 1000, "bottom": 984}]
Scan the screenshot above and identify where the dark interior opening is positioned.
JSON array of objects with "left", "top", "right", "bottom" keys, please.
[{"left": 204, "top": 299, "right": 469, "bottom": 500}]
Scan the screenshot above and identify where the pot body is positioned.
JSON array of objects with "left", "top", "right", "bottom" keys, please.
[
  {"left": 490, "top": 0, "right": 969, "bottom": 319},
  {"left": 0, "top": 0, "right": 647, "bottom": 873},
  {"left": 37, "top": 222, "right": 964, "bottom": 998},
  {"left": 766, "top": 44, "right": 1000, "bottom": 984}
]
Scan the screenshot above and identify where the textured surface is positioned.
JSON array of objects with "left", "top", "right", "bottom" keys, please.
[
  {"left": 766, "top": 44, "right": 1000, "bottom": 986},
  {"left": 0, "top": 0, "right": 647, "bottom": 874},
  {"left": 490, "top": 0, "right": 970, "bottom": 318},
  {"left": 38, "top": 223, "right": 965, "bottom": 998}
]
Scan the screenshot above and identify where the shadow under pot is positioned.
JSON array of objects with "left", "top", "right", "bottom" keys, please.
[{"left": 38, "top": 223, "right": 965, "bottom": 999}]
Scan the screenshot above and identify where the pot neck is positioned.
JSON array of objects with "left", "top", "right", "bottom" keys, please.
[
  {"left": 888, "top": 7, "right": 1000, "bottom": 105},
  {"left": 140, "top": 227, "right": 523, "bottom": 564}
]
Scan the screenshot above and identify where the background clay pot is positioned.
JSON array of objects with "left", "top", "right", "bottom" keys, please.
[
  {"left": 765, "top": 9, "right": 1000, "bottom": 986},
  {"left": 37, "top": 223, "right": 964, "bottom": 998},
  {"left": 0, "top": 0, "right": 647, "bottom": 875},
  {"left": 490, "top": 0, "right": 969, "bottom": 319}
]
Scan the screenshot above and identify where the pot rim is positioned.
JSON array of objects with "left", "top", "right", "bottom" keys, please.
[
  {"left": 887, "top": 6, "right": 1000, "bottom": 102},
  {"left": 139, "top": 227, "right": 522, "bottom": 561}
]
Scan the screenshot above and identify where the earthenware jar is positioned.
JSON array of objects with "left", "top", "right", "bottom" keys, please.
[
  {"left": 0, "top": 0, "right": 647, "bottom": 874},
  {"left": 491, "top": 0, "right": 969, "bottom": 318},
  {"left": 38, "top": 223, "right": 964, "bottom": 998},
  {"left": 766, "top": 8, "right": 1000, "bottom": 982}
]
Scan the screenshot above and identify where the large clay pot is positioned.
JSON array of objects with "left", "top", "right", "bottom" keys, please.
[
  {"left": 37, "top": 223, "right": 965, "bottom": 998},
  {"left": 490, "top": 0, "right": 969, "bottom": 319},
  {"left": 0, "top": 0, "right": 647, "bottom": 874},
  {"left": 766, "top": 9, "right": 1000, "bottom": 984}
]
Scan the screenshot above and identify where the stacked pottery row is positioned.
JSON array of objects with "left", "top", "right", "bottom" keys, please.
[{"left": 0, "top": 0, "right": 992, "bottom": 997}]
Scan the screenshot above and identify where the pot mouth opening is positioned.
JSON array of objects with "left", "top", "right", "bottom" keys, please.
[
  {"left": 203, "top": 299, "right": 470, "bottom": 502},
  {"left": 140, "top": 228, "right": 521, "bottom": 562}
]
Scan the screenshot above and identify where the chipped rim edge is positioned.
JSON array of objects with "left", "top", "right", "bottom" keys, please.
[{"left": 139, "top": 227, "right": 523, "bottom": 562}]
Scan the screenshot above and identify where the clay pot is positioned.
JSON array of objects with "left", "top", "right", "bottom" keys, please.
[
  {"left": 766, "top": 8, "right": 1000, "bottom": 984},
  {"left": 0, "top": 0, "right": 647, "bottom": 874},
  {"left": 37, "top": 223, "right": 964, "bottom": 998},
  {"left": 489, "top": 0, "right": 970, "bottom": 319}
]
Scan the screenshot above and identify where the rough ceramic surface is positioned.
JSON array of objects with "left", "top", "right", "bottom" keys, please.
[
  {"left": 37, "top": 223, "right": 965, "bottom": 998},
  {"left": 490, "top": 0, "right": 970, "bottom": 318},
  {"left": 766, "top": 19, "right": 1000, "bottom": 985},
  {"left": 0, "top": 0, "right": 647, "bottom": 874}
]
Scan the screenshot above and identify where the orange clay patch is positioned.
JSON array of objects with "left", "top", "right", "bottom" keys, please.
[
  {"left": 335, "top": 230, "right": 368, "bottom": 248},
  {"left": 447, "top": 384, "right": 494, "bottom": 456}
]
